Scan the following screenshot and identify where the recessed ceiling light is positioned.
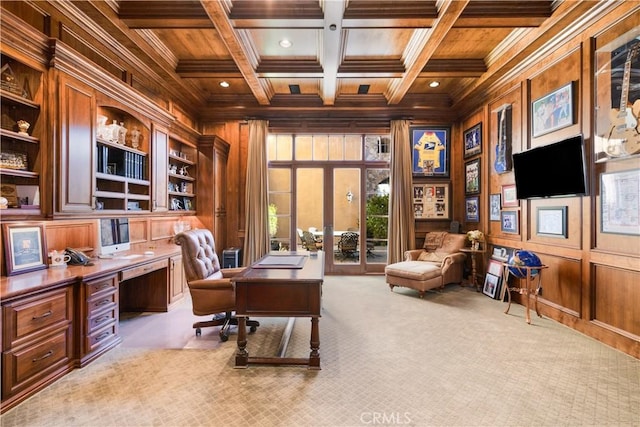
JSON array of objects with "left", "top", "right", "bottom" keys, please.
[
  {"left": 429, "top": 81, "right": 440, "bottom": 88},
  {"left": 279, "top": 39, "right": 292, "bottom": 48},
  {"left": 219, "top": 81, "right": 230, "bottom": 88}
]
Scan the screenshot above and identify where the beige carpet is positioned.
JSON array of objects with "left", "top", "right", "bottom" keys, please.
[{"left": 1, "top": 275, "right": 639, "bottom": 427}]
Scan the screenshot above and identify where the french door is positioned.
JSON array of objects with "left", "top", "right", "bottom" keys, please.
[{"left": 295, "top": 166, "right": 387, "bottom": 274}]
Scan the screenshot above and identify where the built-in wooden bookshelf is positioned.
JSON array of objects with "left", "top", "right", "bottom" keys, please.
[
  {"left": 0, "top": 54, "right": 43, "bottom": 216},
  {"left": 168, "top": 137, "right": 196, "bottom": 213}
]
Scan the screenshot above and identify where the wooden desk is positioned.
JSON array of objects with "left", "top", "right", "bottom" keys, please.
[
  {"left": 502, "top": 263, "right": 548, "bottom": 324},
  {"left": 232, "top": 251, "right": 324, "bottom": 369}
]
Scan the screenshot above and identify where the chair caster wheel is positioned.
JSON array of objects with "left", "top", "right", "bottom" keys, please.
[
  {"left": 250, "top": 325, "right": 257, "bottom": 333},
  {"left": 195, "top": 328, "right": 202, "bottom": 336},
  {"left": 219, "top": 333, "right": 229, "bottom": 342}
]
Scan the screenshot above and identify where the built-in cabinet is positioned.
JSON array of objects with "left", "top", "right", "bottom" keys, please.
[
  {"left": 0, "top": 53, "right": 45, "bottom": 217},
  {"left": 1, "top": 285, "right": 74, "bottom": 410},
  {"left": 198, "top": 135, "right": 230, "bottom": 254},
  {"left": 169, "top": 254, "right": 186, "bottom": 305},
  {"left": 49, "top": 40, "right": 174, "bottom": 216},
  {"left": 78, "top": 274, "right": 120, "bottom": 366}
]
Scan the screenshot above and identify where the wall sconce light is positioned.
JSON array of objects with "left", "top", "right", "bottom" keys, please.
[{"left": 346, "top": 190, "right": 353, "bottom": 203}]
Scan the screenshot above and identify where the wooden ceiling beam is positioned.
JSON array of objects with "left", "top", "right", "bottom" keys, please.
[
  {"left": 198, "top": 0, "right": 272, "bottom": 105},
  {"left": 227, "top": 1, "right": 324, "bottom": 20},
  {"left": 176, "top": 59, "right": 241, "bottom": 78},
  {"left": 119, "top": 0, "right": 213, "bottom": 28},
  {"left": 386, "top": 0, "right": 469, "bottom": 105},
  {"left": 257, "top": 59, "right": 323, "bottom": 74},
  {"left": 343, "top": 1, "right": 439, "bottom": 19},
  {"left": 338, "top": 59, "right": 405, "bottom": 74},
  {"left": 420, "top": 59, "right": 486, "bottom": 77}
]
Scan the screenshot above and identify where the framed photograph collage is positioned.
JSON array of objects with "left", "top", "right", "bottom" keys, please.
[{"left": 413, "top": 183, "right": 450, "bottom": 220}]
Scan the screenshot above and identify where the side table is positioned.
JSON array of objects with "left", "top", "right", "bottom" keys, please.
[
  {"left": 501, "top": 263, "right": 548, "bottom": 324},
  {"left": 460, "top": 247, "right": 485, "bottom": 292}
]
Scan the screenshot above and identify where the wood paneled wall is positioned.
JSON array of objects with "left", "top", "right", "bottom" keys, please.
[{"left": 455, "top": 9, "right": 639, "bottom": 357}]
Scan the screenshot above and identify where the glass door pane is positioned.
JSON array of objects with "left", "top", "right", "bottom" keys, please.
[
  {"left": 296, "top": 168, "right": 324, "bottom": 251},
  {"left": 333, "top": 168, "right": 361, "bottom": 267},
  {"left": 365, "top": 169, "right": 389, "bottom": 268},
  {"left": 268, "top": 168, "right": 291, "bottom": 250}
]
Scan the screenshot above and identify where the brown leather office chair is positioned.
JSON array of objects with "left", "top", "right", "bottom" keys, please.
[{"left": 174, "top": 228, "right": 258, "bottom": 341}]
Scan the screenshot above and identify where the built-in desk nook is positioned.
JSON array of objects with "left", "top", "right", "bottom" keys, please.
[{"left": 0, "top": 244, "right": 183, "bottom": 411}]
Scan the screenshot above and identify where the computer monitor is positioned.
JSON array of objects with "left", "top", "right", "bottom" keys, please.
[{"left": 97, "top": 218, "right": 131, "bottom": 256}]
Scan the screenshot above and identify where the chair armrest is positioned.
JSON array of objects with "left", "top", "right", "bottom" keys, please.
[
  {"left": 440, "top": 252, "right": 467, "bottom": 271},
  {"left": 221, "top": 267, "right": 245, "bottom": 278},
  {"left": 404, "top": 249, "right": 424, "bottom": 261},
  {"left": 188, "top": 278, "right": 233, "bottom": 290}
]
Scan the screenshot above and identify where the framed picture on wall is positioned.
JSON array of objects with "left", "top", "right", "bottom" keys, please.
[
  {"left": 489, "top": 193, "right": 501, "bottom": 221},
  {"left": 501, "top": 210, "right": 519, "bottom": 234},
  {"left": 463, "top": 122, "right": 482, "bottom": 158},
  {"left": 537, "top": 206, "right": 568, "bottom": 237},
  {"left": 465, "top": 158, "right": 480, "bottom": 194},
  {"left": 2, "top": 224, "right": 48, "bottom": 276},
  {"left": 410, "top": 127, "right": 450, "bottom": 177},
  {"left": 413, "top": 182, "right": 451, "bottom": 220},
  {"left": 465, "top": 196, "right": 479, "bottom": 222},
  {"left": 532, "top": 82, "right": 574, "bottom": 137},
  {"left": 601, "top": 169, "right": 640, "bottom": 235},
  {"left": 501, "top": 184, "right": 519, "bottom": 207}
]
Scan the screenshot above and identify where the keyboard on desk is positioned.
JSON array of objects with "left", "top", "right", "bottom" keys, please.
[{"left": 118, "top": 254, "right": 143, "bottom": 260}]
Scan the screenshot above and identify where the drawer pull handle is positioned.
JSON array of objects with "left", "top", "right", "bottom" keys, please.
[
  {"left": 94, "top": 315, "right": 110, "bottom": 325},
  {"left": 95, "top": 299, "right": 111, "bottom": 307},
  {"left": 96, "top": 283, "right": 110, "bottom": 291},
  {"left": 32, "top": 350, "right": 53, "bottom": 362},
  {"left": 95, "top": 331, "right": 111, "bottom": 342},
  {"left": 32, "top": 310, "right": 52, "bottom": 320}
]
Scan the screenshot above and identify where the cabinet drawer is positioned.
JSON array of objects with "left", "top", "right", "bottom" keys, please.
[
  {"left": 120, "top": 259, "right": 167, "bottom": 281},
  {"left": 87, "top": 291, "right": 117, "bottom": 315},
  {"left": 3, "top": 287, "right": 73, "bottom": 348},
  {"left": 86, "top": 324, "right": 117, "bottom": 354},
  {"left": 3, "top": 328, "right": 72, "bottom": 396},
  {"left": 86, "top": 276, "right": 117, "bottom": 298},
  {"left": 87, "top": 307, "right": 117, "bottom": 334}
]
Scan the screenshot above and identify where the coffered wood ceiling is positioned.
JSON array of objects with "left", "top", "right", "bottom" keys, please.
[{"left": 55, "top": 1, "right": 607, "bottom": 128}]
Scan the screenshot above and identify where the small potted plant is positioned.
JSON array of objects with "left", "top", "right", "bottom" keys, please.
[{"left": 268, "top": 203, "right": 279, "bottom": 250}]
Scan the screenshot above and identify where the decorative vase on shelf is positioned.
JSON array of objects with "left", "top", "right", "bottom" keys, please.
[
  {"left": 96, "top": 115, "right": 108, "bottom": 139},
  {"left": 130, "top": 126, "right": 141, "bottom": 149},
  {"left": 107, "top": 120, "right": 120, "bottom": 143},
  {"left": 16, "top": 120, "right": 30, "bottom": 135},
  {"left": 117, "top": 122, "right": 127, "bottom": 145},
  {"left": 471, "top": 240, "right": 479, "bottom": 250}
]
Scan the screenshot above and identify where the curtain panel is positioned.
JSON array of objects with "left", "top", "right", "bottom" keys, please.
[
  {"left": 388, "top": 120, "right": 415, "bottom": 264},
  {"left": 243, "top": 120, "right": 270, "bottom": 265}
]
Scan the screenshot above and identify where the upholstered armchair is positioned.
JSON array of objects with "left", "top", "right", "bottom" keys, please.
[
  {"left": 175, "top": 228, "right": 259, "bottom": 341},
  {"left": 385, "top": 231, "right": 467, "bottom": 298}
]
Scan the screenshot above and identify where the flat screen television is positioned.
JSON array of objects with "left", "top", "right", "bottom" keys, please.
[
  {"left": 97, "top": 218, "right": 130, "bottom": 256},
  {"left": 512, "top": 135, "right": 588, "bottom": 199}
]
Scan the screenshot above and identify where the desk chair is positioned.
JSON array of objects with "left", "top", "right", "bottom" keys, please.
[{"left": 174, "top": 229, "right": 259, "bottom": 341}]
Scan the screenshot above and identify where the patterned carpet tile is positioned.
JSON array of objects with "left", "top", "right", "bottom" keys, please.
[{"left": 1, "top": 276, "right": 639, "bottom": 426}]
